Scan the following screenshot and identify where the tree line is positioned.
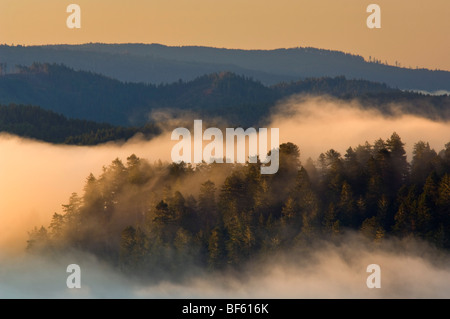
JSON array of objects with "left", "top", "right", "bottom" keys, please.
[
  {"left": 1, "top": 63, "right": 449, "bottom": 128},
  {"left": 0, "top": 104, "right": 160, "bottom": 145},
  {"left": 27, "top": 133, "right": 450, "bottom": 278}
]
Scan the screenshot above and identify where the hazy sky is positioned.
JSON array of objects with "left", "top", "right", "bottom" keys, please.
[{"left": 0, "top": 0, "right": 449, "bottom": 71}]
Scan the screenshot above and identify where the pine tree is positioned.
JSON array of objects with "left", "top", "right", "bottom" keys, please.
[
  {"left": 386, "top": 132, "right": 409, "bottom": 191},
  {"left": 437, "top": 174, "right": 450, "bottom": 246},
  {"left": 61, "top": 192, "right": 82, "bottom": 244},
  {"left": 120, "top": 226, "right": 137, "bottom": 269},
  {"left": 411, "top": 141, "right": 437, "bottom": 185},
  {"left": 361, "top": 216, "right": 382, "bottom": 240},
  {"left": 153, "top": 200, "right": 178, "bottom": 243},
  {"left": 416, "top": 172, "right": 439, "bottom": 237},
  {"left": 198, "top": 180, "right": 218, "bottom": 232},
  {"left": 26, "top": 226, "right": 49, "bottom": 252},
  {"left": 174, "top": 228, "right": 195, "bottom": 267},
  {"left": 337, "top": 181, "right": 357, "bottom": 227},
  {"left": 48, "top": 213, "right": 64, "bottom": 241},
  {"left": 208, "top": 226, "right": 225, "bottom": 269},
  {"left": 393, "top": 186, "right": 418, "bottom": 235}
]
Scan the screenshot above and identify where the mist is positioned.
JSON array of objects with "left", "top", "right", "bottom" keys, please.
[
  {"left": 409, "top": 89, "right": 450, "bottom": 96},
  {"left": 1, "top": 96, "right": 450, "bottom": 252},
  {"left": 2, "top": 234, "right": 450, "bottom": 298},
  {"left": 0, "top": 131, "right": 175, "bottom": 255},
  {"left": 1, "top": 95, "right": 450, "bottom": 298},
  {"left": 268, "top": 95, "right": 450, "bottom": 161}
]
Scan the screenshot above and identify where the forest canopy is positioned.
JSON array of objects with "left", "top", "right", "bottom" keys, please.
[
  {"left": 27, "top": 133, "right": 450, "bottom": 279},
  {"left": 1, "top": 63, "right": 449, "bottom": 128},
  {"left": 0, "top": 104, "right": 160, "bottom": 145}
]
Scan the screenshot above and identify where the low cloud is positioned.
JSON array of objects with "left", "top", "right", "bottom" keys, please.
[
  {"left": 0, "top": 132, "right": 174, "bottom": 254},
  {"left": 1, "top": 96, "right": 450, "bottom": 298},
  {"left": 268, "top": 96, "right": 450, "bottom": 160},
  {"left": 2, "top": 97, "right": 450, "bottom": 254},
  {"left": 2, "top": 235, "right": 450, "bottom": 298}
]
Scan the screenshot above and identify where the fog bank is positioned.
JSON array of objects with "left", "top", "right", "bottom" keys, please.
[
  {"left": 1, "top": 96, "right": 449, "bottom": 256},
  {"left": 268, "top": 96, "right": 450, "bottom": 160},
  {"left": 1, "top": 235, "right": 450, "bottom": 298}
]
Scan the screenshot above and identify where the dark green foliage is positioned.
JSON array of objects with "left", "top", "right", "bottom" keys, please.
[
  {"left": 0, "top": 103, "right": 160, "bottom": 144},
  {"left": 28, "top": 135, "right": 450, "bottom": 279},
  {"left": 0, "top": 64, "right": 278, "bottom": 126},
  {"left": 273, "top": 76, "right": 394, "bottom": 97},
  {"left": 1, "top": 63, "right": 449, "bottom": 128}
]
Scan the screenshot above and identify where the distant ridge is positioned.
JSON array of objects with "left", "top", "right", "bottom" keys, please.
[
  {"left": 0, "top": 63, "right": 448, "bottom": 127},
  {"left": 0, "top": 43, "right": 449, "bottom": 91}
]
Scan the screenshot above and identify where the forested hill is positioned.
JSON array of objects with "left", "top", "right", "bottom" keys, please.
[
  {"left": 0, "top": 63, "right": 449, "bottom": 127},
  {"left": 0, "top": 104, "right": 160, "bottom": 145},
  {"left": 27, "top": 135, "right": 450, "bottom": 277},
  {"left": 1, "top": 43, "right": 449, "bottom": 91}
]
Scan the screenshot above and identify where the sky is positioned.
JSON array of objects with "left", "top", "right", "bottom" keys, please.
[{"left": 0, "top": 0, "right": 449, "bottom": 71}]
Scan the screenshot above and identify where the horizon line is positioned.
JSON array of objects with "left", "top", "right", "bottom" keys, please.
[{"left": 1, "top": 42, "right": 448, "bottom": 73}]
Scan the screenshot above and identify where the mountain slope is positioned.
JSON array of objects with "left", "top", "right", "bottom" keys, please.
[
  {"left": 0, "top": 64, "right": 277, "bottom": 126},
  {"left": 0, "top": 44, "right": 449, "bottom": 91},
  {"left": 0, "top": 63, "right": 448, "bottom": 127},
  {"left": 0, "top": 103, "right": 159, "bottom": 144}
]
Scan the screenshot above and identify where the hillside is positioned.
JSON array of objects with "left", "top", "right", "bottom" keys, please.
[
  {"left": 0, "top": 104, "right": 160, "bottom": 144},
  {"left": 0, "top": 63, "right": 449, "bottom": 127},
  {"left": 27, "top": 136, "right": 450, "bottom": 275},
  {"left": 0, "top": 64, "right": 276, "bottom": 126},
  {"left": 0, "top": 44, "right": 449, "bottom": 91}
]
